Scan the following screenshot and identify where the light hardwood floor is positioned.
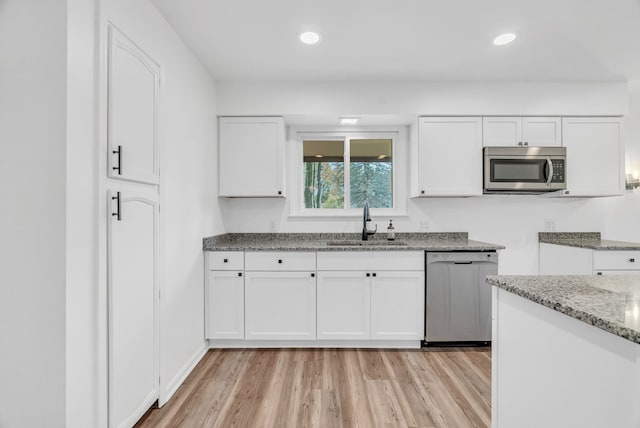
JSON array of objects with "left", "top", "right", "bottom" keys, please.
[{"left": 136, "top": 348, "right": 491, "bottom": 428}]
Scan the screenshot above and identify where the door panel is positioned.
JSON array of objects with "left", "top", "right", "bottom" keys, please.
[
  {"left": 108, "top": 190, "right": 159, "bottom": 428},
  {"left": 317, "top": 272, "right": 370, "bottom": 340},
  {"left": 108, "top": 24, "right": 160, "bottom": 185}
]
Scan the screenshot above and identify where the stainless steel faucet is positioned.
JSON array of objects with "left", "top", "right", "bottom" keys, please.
[{"left": 362, "top": 201, "right": 377, "bottom": 240}]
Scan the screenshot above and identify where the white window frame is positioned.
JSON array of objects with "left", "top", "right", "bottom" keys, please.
[{"left": 288, "top": 126, "right": 408, "bottom": 218}]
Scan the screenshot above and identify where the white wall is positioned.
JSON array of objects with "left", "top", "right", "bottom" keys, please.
[
  {"left": 0, "top": 1, "right": 67, "bottom": 427},
  {"left": 101, "top": 0, "right": 220, "bottom": 415},
  {"left": 67, "top": 0, "right": 99, "bottom": 427},
  {"left": 217, "top": 82, "right": 629, "bottom": 274}
]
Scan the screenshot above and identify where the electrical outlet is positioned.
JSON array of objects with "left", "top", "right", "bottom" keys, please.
[
  {"left": 269, "top": 220, "right": 278, "bottom": 233},
  {"left": 420, "top": 221, "right": 430, "bottom": 231},
  {"left": 544, "top": 219, "right": 556, "bottom": 232}
]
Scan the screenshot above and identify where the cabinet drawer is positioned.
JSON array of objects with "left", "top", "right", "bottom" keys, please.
[
  {"left": 317, "top": 251, "right": 424, "bottom": 271},
  {"left": 593, "top": 251, "right": 640, "bottom": 270},
  {"left": 208, "top": 251, "right": 244, "bottom": 270},
  {"left": 245, "top": 252, "right": 316, "bottom": 271}
]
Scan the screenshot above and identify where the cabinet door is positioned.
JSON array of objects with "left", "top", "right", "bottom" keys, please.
[
  {"left": 206, "top": 271, "right": 244, "bottom": 339},
  {"left": 371, "top": 271, "right": 424, "bottom": 340},
  {"left": 107, "top": 25, "right": 160, "bottom": 185},
  {"left": 418, "top": 117, "right": 483, "bottom": 196},
  {"left": 219, "top": 117, "right": 285, "bottom": 197},
  {"left": 539, "top": 243, "right": 593, "bottom": 275},
  {"left": 317, "top": 272, "right": 370, "bottom": 340},
  {"left": 562, "top": 117, "right": 623, "bottom": 196},
  {"left": 482, "top": 117, "right": 522, "bottom": 146},
  {"left": 107, "top": 190, "right": 159, "bottom": 428},
  {"left": 522, "top": 117, "right": 562, "bottom": 146},
  {"left": 244, "top": 271, "right": 315, "bottom": 340}
]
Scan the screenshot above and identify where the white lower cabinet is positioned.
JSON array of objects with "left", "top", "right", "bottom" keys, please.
[
  {"left": 317, "top": 272, "right": 371, "bottom": 340},
  {"left": 539, "top": 243, "right": 640, "bottom": 275},
  {"left": 244, "top": 271, "right": 316, "bottom": 340},
  {"left": 206, "top": 271, "right": 244, "bottom": 339},
  {"left": 316, "top": 251, "right": 425, "bottom": 341},
  {"left": 370, "top": 271, "right": 424, "bottom": 340}
]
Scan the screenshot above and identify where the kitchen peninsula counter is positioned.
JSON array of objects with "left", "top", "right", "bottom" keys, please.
[
  {"left": 203, "top": 232, "right": 505, "bottom": 252},
  {"left": 487, "top": 274, "right": 640, "bottom": 428}
]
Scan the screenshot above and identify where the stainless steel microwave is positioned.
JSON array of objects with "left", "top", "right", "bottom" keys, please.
[{"left": 483, "top": 146, "right": 566, "bottom": 193}]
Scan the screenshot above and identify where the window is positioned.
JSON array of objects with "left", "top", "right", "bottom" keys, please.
[{"left": 292, "top": 129, "right": 407, "bottom": 217}]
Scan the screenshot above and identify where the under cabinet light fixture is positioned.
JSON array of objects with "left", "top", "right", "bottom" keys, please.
[
  {"left": 340, "top": 117, "right": 360, "bottom": 125},
  {"left": 493, "top": 33, "right": 517, "bottom": 46}
]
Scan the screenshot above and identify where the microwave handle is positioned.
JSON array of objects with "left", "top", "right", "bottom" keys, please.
[{"left": 545, "top": 158, "right": 554, "bottom": 185}]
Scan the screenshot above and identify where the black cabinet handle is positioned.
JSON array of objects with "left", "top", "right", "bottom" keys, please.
[
  {"left": 112, "top": 145, "right": 122, "bottom": 175},
  {"left": 278, "top": 259, "right": 283, "bottom": 264},
  {"left": 238, "top": 272, "right": 242, "bottom": 277},
  {"left": 629, "top": 258, "right": 636, "bottom": 263},
  {"left": 372, "top": 273, "right": 377, "bottom": 277},
  {"left": 111, "top": 191, "right": 121, "bottom": 221},
  {"left": 596, "top": 272, "right": 603, "bottom": 275}
]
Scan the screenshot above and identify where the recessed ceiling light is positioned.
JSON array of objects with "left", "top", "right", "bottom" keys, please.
[
  {"left": 314, "top": 154, "right": 324, "bottom": 158},
  {"left": 493, "top": 33, "right": 517, "bottom": 46},
  {"left": 340, "top": 117, "right": 360, "bottom": 125},
  {"left": 299, "top": 31, "right": 321, "bottom": 45},
  {"left": 377, "top": 155, "right": 387, "bottom": 160}
]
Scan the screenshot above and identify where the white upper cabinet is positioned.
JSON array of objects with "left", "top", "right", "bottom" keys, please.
[
  {"left": 107, "top": 24, "right": 160, "bottom": 185},
  {"left": 559, "top": 117, "right": 623, "bottom": 196},
  {"left": 219, "top": 117, "right": 286, "bottom": 197},
  {"left": 417, "top": 117, "right": 483, "bottom": 197},
  {"left": 483, "top": 117, "right": 561, "bottom": 147}
]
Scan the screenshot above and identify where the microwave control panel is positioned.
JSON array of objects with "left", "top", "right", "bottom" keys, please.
[{"left": 551, "top": 160, "right": 565, "bottom": 183}]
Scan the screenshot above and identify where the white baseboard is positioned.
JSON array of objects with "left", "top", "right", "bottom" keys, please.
[
  {"left": 159, "top": 341, "right": 208, "bottom": 406},
  {"left": 208, "top": 339, "right": 421, "bottom": 349}
]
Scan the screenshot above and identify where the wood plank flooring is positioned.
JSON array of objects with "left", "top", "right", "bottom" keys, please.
[{"left": 136, "top": 348, "right": 491, "bottom": 428}]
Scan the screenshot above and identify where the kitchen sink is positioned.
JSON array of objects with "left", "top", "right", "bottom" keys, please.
[{"left": 326, "top": 240, "right": 408, "bottom": 246}]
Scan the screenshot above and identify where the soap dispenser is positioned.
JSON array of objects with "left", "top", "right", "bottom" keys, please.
[{"left": 387, "top": 220, "right": 395, "bottom": 241}]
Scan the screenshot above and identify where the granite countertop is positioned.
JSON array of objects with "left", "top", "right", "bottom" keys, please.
[
  {"left": 539, "top": 232, "right": 640, "bottom": 251},
  {"left": 203, "top": 232, "right": 505, "bottom": 252},
  {"left": 487, "top": 275, "right": 640, "bottom": 345}
]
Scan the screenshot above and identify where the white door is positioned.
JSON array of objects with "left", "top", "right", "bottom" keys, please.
[
  {"left": 418, "top": 117, "right": 483, "bottom": 196},
  {"left": 371, "top": 271, "right": 424, "bottom": 340},
  {"left": 316, "top": 271, "right": 371, "bottom": 340},
  {"left": 107, "top": 24, "right": 160, "bottom": 185},
  {"left": 206, "top": 271, "right": 244, "bottom": 339},
  {"left": 107, "top": 190, "right": 159, "bottom": 428},
  {"left": 244, "top": 271, "right": 316, "bottom": 340},
  {"left": 522, "top": 117, "right": 562, "bottom": 146},
  {"left": 218, "top": 117, "right": 285, "bottom": 197},
  {"left": 482, "top": 117, "right": 522, "bottom": 146},
  {"left": 562, "top": 117, "right": 623, "bottom": 196}
]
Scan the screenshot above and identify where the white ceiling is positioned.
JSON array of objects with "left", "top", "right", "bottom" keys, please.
[{"left": 150, "top": 0, "right": 640, "bottom": 83}]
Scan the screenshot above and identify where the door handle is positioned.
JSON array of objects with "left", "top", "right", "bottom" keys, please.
[
  {"left": 112, "top": 191, "right": 121, "bottom": 221},
  {"left": 545, "top": 157, "right": 553, "bottom": 185},
  {"left": 113, "top": 145, "right": 122, "bottom": 175}
]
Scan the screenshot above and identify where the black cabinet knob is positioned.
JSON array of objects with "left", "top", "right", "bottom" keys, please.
[
  {"left": 278, "top": 259, "right": 283, "bottom": 264},
  {"left": 311, "top": 273, "right": 315, "bottom": 278},
  {"left": 372, "top": 273, "right": 377, "bottom": 277},
  {"left": 596, "top": 272, "right": 603, "bottom": 275},
  {"left": 420, "top": 190, "right": 425, "bottom": 195},
  {"left": 366, "top": 273, "right": 371, "bottom": 277},
  {"left": 223, "top": 258, "right": 228, "bottom": 263},
  {"left": 277, "top": 190, "right": 282, "bottom": 195},
  {"left": 238, "top": 272, "right": 242, "bottom": 277},
  {"left": 629, "top": 258, "right": 636, "bottom": 263}
]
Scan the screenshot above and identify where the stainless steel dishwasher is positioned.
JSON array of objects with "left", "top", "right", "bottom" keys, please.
[{"left": 424, "top": 252, "right": 498, "bottom": 346}]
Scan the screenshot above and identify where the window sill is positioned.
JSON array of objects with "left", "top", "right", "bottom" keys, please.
[{"left": 289, "top": 209, "right": 409, "bottom": 219}]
